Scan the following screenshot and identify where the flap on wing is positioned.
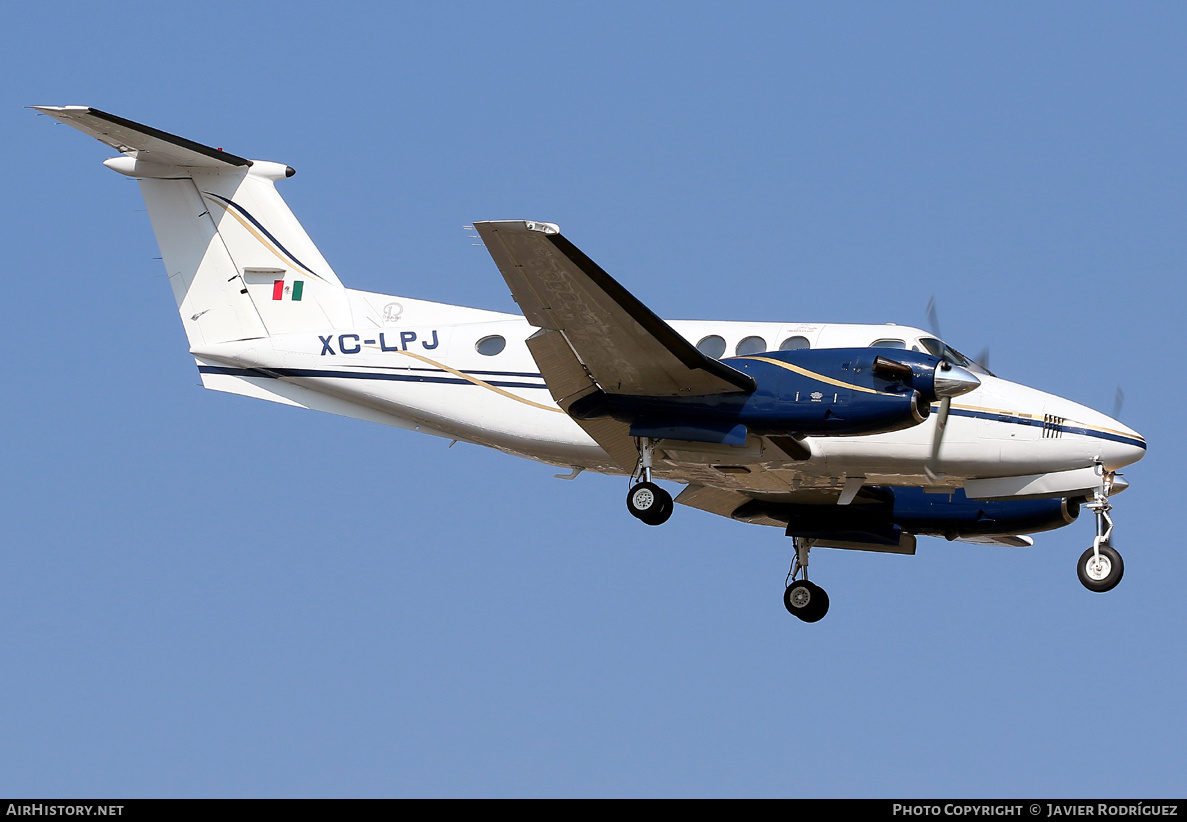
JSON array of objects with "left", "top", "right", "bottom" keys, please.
[
  {"left": 524, "top": 328, "right": 640, "bottom": 470},
  {"left": 33, "top": 106, "right": 251, "bottom": 168},
  {"left": 814, "top": 535, "right": 918, "bottom": 555},
  {"left": 955, "top": 535, "right": 1035, "bottom": 547},
  {"left": 474, "top": 220, "right": 754, "bottom": 397},
  {"left": 675, "top": 485, "right": 790, "bottom": 529}
]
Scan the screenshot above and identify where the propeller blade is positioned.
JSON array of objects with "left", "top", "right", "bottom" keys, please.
[
  {"left": 924, "top": 396, "right": 952, "bottom": 482},
  {"left": 924, "top": 396, "right": 951, "bottom": 482},
  {"left": 924, "top": 365, "right": 978, "bottom": 482},
  {"left": 918, "top": 298, "right": 983, "bottom": 483},
  {"left": 925, "top": 296, "right": 943, "bottom": 340},
  {"left": 1112, "top": 387, "right": 1125, "bottom": 420},
  {"left": 975, "top": 346, "right": 990, "bottom": 372},
  {"left": 924, "top": 298, "right": 991, "bottom": 374}
]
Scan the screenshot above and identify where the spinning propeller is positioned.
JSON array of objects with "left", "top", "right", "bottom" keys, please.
[
  {"left": 923, "top": 297, "right": 983, "bottom": 481},
  {"left": 926, "top": 296, "right": 991, "bottom": 373},
  {"left": 925, "top": 361, "right": 980, "bottom": 481}
]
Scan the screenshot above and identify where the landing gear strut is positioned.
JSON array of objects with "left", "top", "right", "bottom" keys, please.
[
  {"left": 626, "top": 437, "right": 673, "bottom": 525},
  {"left": 1078, "top": 471, "right": 1124, "bottom": 593},
  {"left": 784, "top": 537, "right": 830, "bottom": 622}
]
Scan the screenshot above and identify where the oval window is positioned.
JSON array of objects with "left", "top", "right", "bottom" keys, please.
[
  {"left": 869, "top": 338, "right": 907, "bottom": 349},
  {"left": 475, "top": 335, "right": 506, "bottom": 356},
  {"left": 735, "top": 336, "right": 768, "bottom": 356},
  {"left": 779, "top": 336, "right": 810, "bottom": 351},
  {"left": 696, "top": 335, "right": 726, "bottom": 359}
]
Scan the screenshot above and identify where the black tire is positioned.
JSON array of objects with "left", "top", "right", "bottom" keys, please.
[
  {"left": 654, "top": 491, "right": 674, "bottom": 524},
  {"left": 1078, "top": 544, "right": 1124, "bottom": 593},
  {"left": 626, "top": 482, "right": 673, "bottom": 525},
  {"left": 784, "top": 581, "right": 830, "bottom": 622},
  {"left": 803, "top": 584, "right": 829, "bottom": 622}
]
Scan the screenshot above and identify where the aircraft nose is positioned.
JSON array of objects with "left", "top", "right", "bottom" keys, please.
[
  {"left": 934, "top": 365, "right": 980, "bottom": 399},
  {"left": 1098, "top": 418, "right": 1146, "bottom": 471}
]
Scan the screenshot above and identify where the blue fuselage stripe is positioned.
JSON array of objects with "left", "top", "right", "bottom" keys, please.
[
  {"left": 197, "top": 365, "right": 548, "bottom": 390},
  {"left": 944, "top": 406, "right": 1145, "bottom": 449}
]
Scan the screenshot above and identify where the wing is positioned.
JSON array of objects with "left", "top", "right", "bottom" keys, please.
[
  {"left": 475, "top": 220, "right": 755, "bottom": 472},
  {"left": 32, "top": 106, "right": 251, "bottom": 168},
  {"left": 474, "top": 221, "right": 754, "bottom": 398}
]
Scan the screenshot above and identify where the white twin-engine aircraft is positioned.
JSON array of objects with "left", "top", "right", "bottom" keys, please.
[{"left": 37, "top": 106, "right": 1146, "bottom": 622}]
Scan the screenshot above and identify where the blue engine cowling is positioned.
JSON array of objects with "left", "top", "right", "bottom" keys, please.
[
  {"left": 569, "top": 348, "right": 954, "bottom": 441},
  {"left": 734, "top": 487, "right": 1079, "bottom": 544}
]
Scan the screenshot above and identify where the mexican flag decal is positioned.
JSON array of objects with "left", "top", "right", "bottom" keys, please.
[{"left": 272, "top": 280, "right": 304, "bottom": 301}]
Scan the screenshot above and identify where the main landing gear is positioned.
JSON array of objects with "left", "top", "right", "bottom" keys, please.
[
  {"left": 626, "top": 436, "right": 673, "bottom": 526},
  {"left": 784, "top": 537, "right": 830, "bottom": 622},
  {"left": 1078, "top": 472, "right": 1124, "bottom": 593}
]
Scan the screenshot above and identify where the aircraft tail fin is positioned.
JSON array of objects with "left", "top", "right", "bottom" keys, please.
[{"left": 35, "top": 106, "right": 352, "bottom": 347}]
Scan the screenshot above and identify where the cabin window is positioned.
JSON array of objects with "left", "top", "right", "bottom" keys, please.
[
  {"left": 696, "top": 335, "right": 726, "bottom": 359},
  {"left": 779, "top": 336, "right": 810, "bottom": 351},
  {"left": 735, "top": 336, "right": 768, "bottom": 356},
  {"left": 476, "top": 335, "right": 506, "bottom": 356},
  {"left": 869, "top": 339, "right": 907, "bottom": 349}
]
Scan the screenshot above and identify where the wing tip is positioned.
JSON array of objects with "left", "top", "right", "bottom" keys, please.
[{"left": 474, "top": 219, "right": 561, "bottom": 236}]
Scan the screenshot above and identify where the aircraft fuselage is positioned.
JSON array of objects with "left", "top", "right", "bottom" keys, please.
[{"left": 192, "top": 306, "right": 1146, "bottom": 494}]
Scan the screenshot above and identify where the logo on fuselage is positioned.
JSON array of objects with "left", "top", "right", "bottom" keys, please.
[{"left": 382, "top": 302, "right": 403, "bottom": 324}]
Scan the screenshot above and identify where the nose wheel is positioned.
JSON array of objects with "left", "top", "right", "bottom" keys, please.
[
  {"left": 1079, "top": 472, "right": 1125, "bottom": 593},
  {"left": 784, "top": 537, "right": 830, "bottom": 622},
  {"left": 1078, "top": 544, "right": 1123, "bottom": 592}
]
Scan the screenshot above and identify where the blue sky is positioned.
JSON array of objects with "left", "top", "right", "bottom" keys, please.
[{"left": 2, "top": 2, "right": 1184, "bottom": 797}]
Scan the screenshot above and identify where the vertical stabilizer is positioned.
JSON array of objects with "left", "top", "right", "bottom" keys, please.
[{"left": 34, "top": 106, "right": 352, "bottom": 346}]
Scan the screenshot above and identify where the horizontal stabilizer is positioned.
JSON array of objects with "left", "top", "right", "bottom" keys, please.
[{"left": 32, "top": 106, "right": 250, "bottom": 168}]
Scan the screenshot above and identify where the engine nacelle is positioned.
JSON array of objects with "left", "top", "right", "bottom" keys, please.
[
  {"left": 569, "top": 347, "right": 970, "bottom": 442},
  {"left": 736, "top": 487, "right": 1079, "bottom": 544}
]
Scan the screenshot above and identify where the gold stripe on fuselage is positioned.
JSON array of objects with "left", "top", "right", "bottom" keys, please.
[
  {"left": 736, "top": 356, "right": 882, "bottom": 395},
  {"left": 943, "top": 403, "right": 1144, "bottom": 443},
  {"left": 386, "top": 348, "right": 566, "bottom": 414}
]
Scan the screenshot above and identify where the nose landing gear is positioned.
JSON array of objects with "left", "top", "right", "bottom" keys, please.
[
  {"left": 1078, "top": 471, "right": 1124, "bottom": 593},
  {"left": 784, "top": 537, "right": 830, "bottom": 622}
]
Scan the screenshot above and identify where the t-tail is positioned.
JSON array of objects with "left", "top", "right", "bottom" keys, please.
[
  {"left": 34, "top": 106, "right": 351, "bottom": 348},
  {"left": 36, "top": 106, "right": 517, "bottom": 429}
]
